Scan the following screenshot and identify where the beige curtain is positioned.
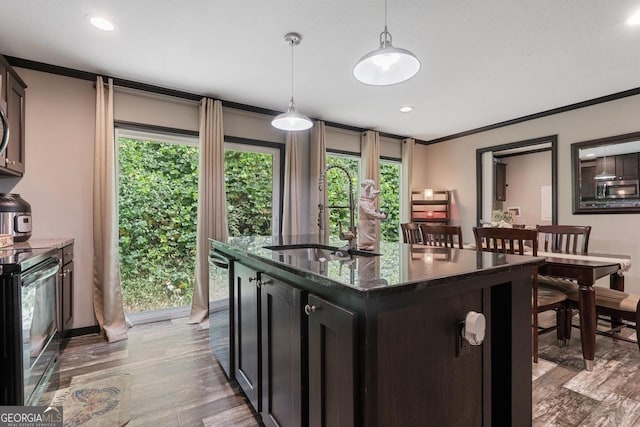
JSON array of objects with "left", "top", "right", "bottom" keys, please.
[
  {"left": 310, "top": 121, "right": 328, "bottom": 241},
  {"left": 361, "top": 130, "right": 381, "bottom": 239},
  {"left": 283, "top": 132, "right": 302, "bottom": 236},
  {"left": 189, "top": 98, "right": 228, "bottom": 325},
  {"left": 401, "top": 138, "right": 415, "bottom": 224},
  {"left": 93, "top": 76, "right": 128, "bottom": 343}
]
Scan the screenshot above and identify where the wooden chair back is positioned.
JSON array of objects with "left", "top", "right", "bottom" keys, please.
[
  {"left": 536, "top": 225, "right": 591, "bottom": 253},
  {"left": 472, "top": 227, "right": 538, "bottom": 256},
  {"left": 401, "top": 223, "right": 423, "bottom": 244},
  {"left": 419, "top": 224, "right": 463, "bottom": 249}
]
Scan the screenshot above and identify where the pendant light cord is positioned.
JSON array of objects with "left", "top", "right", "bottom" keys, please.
[
  {"left": 290, "top": 40, "right": 294, "bottom": 100},
  {"left": 384, "top": 0, "right": 388, "bottom": 28}
]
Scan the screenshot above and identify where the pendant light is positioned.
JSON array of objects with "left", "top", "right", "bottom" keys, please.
[
  {"left": 353, "top": 0, "right": 420, "bottom": 86},
  {"left": 594, "top": 145, "right": 616, "bottom": 181},
  {"left": 271, "top": 32, "right": 313, "bottom": 132}
]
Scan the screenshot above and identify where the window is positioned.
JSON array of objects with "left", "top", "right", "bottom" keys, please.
[
  {"left": 326, "top": 153, "right": 360, "bottom": 238},
  {"left": 224, "top": 140, "right": 282, "bottom": 236},
  {"left": 117, "top": 129, "right": 199, "bottom": 314},
  {"left": 379, "top": 160, "right": 401, "bottom": 242},
  {"left": 325, "top": 153, "right": 401, "bottom": 243}
]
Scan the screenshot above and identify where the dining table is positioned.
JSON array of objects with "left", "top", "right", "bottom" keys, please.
[{"left": 537, "top": 250, "right": 631, "bottom": 371}]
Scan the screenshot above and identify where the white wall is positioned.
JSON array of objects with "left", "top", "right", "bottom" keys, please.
[
  {"left": 415, "top": 94, "right": 640, "bottom": 293},
  {"left": 502, "top": 151, "right": 552, "bottom": 227},
  {"left": 0, "top": 68, "right": 96, "bottom": 328}
]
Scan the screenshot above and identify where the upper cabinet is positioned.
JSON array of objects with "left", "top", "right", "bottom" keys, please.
[{"left": 0, "top": 54, "right": 26, "bottom": 176}]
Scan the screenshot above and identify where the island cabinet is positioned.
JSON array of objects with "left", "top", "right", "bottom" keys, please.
[
  {"left": 234, "top": 264, "right": 306, "bottom": 426},
  {"left": 307, "top": 294, "right": 356, "bottom": 427},
  {"left": 233, "top": 263, "right": 262, "bottom": 412},
  {"left": 217, "top": 238, "right": 539, "bottom": 427}
]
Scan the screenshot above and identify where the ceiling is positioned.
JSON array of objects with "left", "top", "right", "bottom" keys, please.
[{"left": 1, "top": 1, "right": 640, "bottom": 141}]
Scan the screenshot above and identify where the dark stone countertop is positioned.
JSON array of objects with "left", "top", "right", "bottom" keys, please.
[{"left": 211, "top": 234, "right": 545, "bottom": 299}]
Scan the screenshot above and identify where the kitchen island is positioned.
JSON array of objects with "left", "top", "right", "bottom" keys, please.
[{"left": 211, "top": 235, "right": 544, "bottom": 427}]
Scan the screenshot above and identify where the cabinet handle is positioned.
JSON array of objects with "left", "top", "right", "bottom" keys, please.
[
  {"left": 304, "top": 304, "right": 317, "bottom": 315},
  {"left": 248, "top": 277, "right": 261, "bottom": 288},
  {"left": 259, "top": 279, "right": 272, "bottom": 286}
]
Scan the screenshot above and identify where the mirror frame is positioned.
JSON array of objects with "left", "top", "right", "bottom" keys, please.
[{"left": 572, "top": 131, "right": 640, "bottom": 214}]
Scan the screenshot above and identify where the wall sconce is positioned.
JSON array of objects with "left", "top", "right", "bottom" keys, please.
[{"left": 424, "top": 188, "right": 433, "bottom": 200}]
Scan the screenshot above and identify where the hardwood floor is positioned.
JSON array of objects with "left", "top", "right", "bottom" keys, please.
[
  {"left": 42, "top": 318, "right": 259, "bottom": 427},
  {"left": 534, "top": 314, "right": 640, "bottom": 426},
  {"left": 42, "top": 315, "right": 640, "bottom": 426}
]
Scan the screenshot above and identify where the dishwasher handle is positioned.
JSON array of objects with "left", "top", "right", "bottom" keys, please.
[{"left": 209, "top": 252, "right": 229, "bottom": 269}]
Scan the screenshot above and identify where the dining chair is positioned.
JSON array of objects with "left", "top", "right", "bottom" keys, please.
[
  {"left": 537, "top": 225, "right": 591, "bottom": 253},
  {"left": 419, "top": 224, "right": 463, "bottom": 249},
  {"left": 401, "top": 223, "right": 423, "bottom": 244},
  {"left": 472, "top": 227, "right": 570, "bottom": 362},
  {"left": 536, "top": 224, "right": 640, "bottom": 354},
  {"left": 536, "top": 224, "right": 592, "bottom": 339}
]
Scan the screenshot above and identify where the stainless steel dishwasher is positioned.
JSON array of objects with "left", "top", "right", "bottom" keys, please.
[{"left": 208, "top": 250, "right": 234, "bottom": 379}]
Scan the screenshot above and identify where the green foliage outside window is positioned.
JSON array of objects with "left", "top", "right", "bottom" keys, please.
[
  {"left": 118, "top": 138, "right": 199, "bottom": 312},
  {"left": 325, "top": 155, "right": 400, "bottom": 243},
  {"left": 118, "top": 139, "right": 398, "bottom": 313},
  {"left": 326, "top": 155, "right": 360, "bottom": 238},
  {"left": 224, "top": 150, "right": 274, "bottom": 237},
  {"left": 379, "top": 162, "right": 401, "bottom": 243}
]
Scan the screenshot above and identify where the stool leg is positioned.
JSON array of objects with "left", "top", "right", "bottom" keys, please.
[{"left": 565, "top": 306, "right": 572, "bottom": 344}]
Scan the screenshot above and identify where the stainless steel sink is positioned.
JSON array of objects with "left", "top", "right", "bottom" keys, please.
[{"left": 264, "top": 244, "right": 380, "bottom": 262}]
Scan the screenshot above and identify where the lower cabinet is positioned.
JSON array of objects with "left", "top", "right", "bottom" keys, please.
[
  {"left": 58, "top": 243, "right": 74, "bottom": 338},
  {"left": 307, "top": 294, "right": 356, "bottom": 427},
  {"left": 233, "top": 263, "right": 355, "bottom": 426},
  {"left": 234, "top": 263, "right": 262, "bottom": 411},
  {"left": 260, "top": 274, "right": 304, "bottom": 427}
]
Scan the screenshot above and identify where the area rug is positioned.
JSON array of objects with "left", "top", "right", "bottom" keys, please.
[{"left": 51, "top": 374, "right": 131, "bottom": 427}]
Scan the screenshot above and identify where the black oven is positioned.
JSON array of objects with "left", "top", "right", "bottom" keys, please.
[{"left": 0, "top": 247, "right": 60, "bottom": 405}]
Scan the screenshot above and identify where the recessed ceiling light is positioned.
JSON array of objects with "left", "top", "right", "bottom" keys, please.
[
  {"left": 627, "top": 11, "right": 640, "bottom": 25},
  {"left": 86, "top": 15, "right": 116, "bottom": 32},
  {"left": 400, "top": 106, "right": 414, "bottom": 113}
]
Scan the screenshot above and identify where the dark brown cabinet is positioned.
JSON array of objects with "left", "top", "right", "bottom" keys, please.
[
  {"left": 592, "top": 154, "right": 638, "bottom": 181},
  {"left": 494, "top": 161, "right": 507, "bottom": 201},
  {"left": 615, "top": 153, "right": 639, "bottom": 180},
  {"left": 0, "top": 55, "right": 26, "bottom": 176},
  {"left": 308, "top": 294, "right": 356, "bottom": 427},
  {"left": 580, "top": 161, "right": 596, "bottom": 199},
  {"left": 596, "top": 156, "right": 616, "bottom": 178},
  {"left": 234, "top": 262, "right": 262, "bottom": 412},
  {"left": 59, "top": 244, "right": 74, "bottom": 337},
  {"left": 260, "top": 274, "right": 304, "bottom": 427}
]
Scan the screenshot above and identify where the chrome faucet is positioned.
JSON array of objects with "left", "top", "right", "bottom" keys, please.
[{"left": 318, "top": 165, "right": 357, "bottom": 250}]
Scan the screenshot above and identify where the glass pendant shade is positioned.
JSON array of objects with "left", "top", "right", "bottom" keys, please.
[
  {"left": 271, "top": 97, "right": 313, "bottom": 131},
  {"left": 353, "top": 27, "right": 420, "bottom": 86}
]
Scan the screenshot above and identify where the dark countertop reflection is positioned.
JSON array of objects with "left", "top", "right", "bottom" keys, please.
[{"left": 211, "top": 234, "right": 544, "bottom": 296}]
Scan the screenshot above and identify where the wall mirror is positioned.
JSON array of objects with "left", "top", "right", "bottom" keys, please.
[{"left": 572, "top": 131, "right": 640, "bottom": 214}]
